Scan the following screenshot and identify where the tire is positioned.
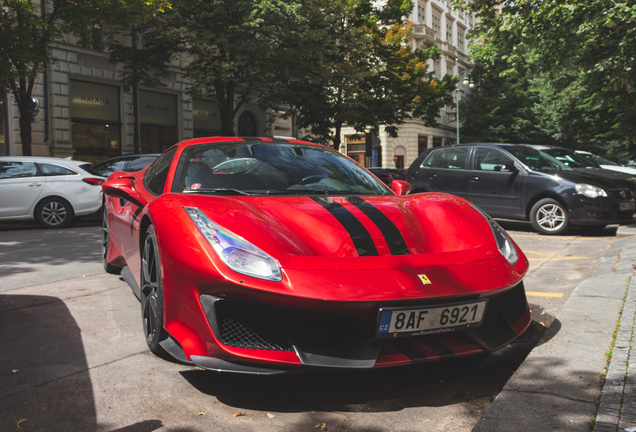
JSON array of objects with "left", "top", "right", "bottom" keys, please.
[
  {"left": 102, "top": 207, "right": 122, "bottom": 275},
  {"left": 140, "top": 226, "right": 168, "bottom": 354},
  {"left": 530, "top": 198, "right": 570, "bottom": 235},
  {"left": 34, "top": 197, "right": 74, "bottom": 229}
]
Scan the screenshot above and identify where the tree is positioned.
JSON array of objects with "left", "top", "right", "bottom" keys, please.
[
  {"left": 174, "top": 0, "right": 302, "bottom": 136},
  {"left": 457, "top": 0, "right": 636, "bottom": 154},
  {"left": 279, "top": 0, "right": 455, "bottom": 149},
  {"left": 0, "top": 0, "right": 168, "bottom": 156}
]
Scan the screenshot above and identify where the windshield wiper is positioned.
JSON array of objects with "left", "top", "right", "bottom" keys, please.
[
  {"left": 266, "top": 189, "right": 330, "bottom": 195},
  {"left": 184, "top": 188, "right": 253, "bottom": 196}
]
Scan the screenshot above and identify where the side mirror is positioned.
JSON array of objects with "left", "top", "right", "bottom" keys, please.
[
  {"left": 102, "top": 177, "right": 147, "bottom": 208},
  {"left": 391, "top": 180, "right": 412, "bottom": 196},
  {"left": 496, "top": 164, "right": 518, "bottom": 173}
]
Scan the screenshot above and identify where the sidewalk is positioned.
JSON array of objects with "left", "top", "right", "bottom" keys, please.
[{"left": 473, "top": 236, "right": 636, "bottom": 432}]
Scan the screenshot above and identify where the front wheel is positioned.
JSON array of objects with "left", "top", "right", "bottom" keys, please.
[
  {"left": 530, "top": 198, "right": 570, "bottom": 235},
  {"left": 140, "top": 226, "right": 168, "bottom": 354}
]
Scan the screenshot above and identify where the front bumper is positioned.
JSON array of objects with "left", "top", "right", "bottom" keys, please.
[
  {"left": 194, "top": 282, "right": 531, "bottom": 372},
  {"left": 569, "top": 195, "right": 635, "bottom": 226}
]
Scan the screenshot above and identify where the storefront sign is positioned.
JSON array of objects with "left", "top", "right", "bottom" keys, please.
[
  {"left": 70, "top": 81, "right": 119, "bottom": 121},
  {"left": 140, "top": 91, "right": 177, "bottom": 126},
  {"left": 271, "top": 110, "right": 292, "bottom": 135},
  {"left": 193, "top": 99, "right": 222, "bottom": 131}
]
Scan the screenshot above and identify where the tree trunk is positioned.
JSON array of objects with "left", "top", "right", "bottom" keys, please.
[
  {"left": 17, "top": 77, "right": 34, "bottom": 156},
  {"left": 216, "top": 80, "right": 236, "bottom": 136},
  {"left": 332, "top": 123, "right": 342, "bottom": 150}
]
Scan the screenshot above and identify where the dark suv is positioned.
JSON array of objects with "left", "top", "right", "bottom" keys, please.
[{"left": 406, "top": 143, "right": 636, "bottom": 234}]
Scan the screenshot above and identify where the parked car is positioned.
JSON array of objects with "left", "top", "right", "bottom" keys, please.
[
  {"left": 0, "top": 156, "right": 106, "bottom": 228},
  {"left": 532, "top": 146, "right": 636, "bottom": 190},
  {"left": 102, "top": 137, "right": 533, "bottom": 374},
  {"left": 367, "top": 167, "right": 407, "bottom": 186},
  {"left": 90, "top": 153, "right": 160, "bottom": 177},
  {"left": 574, "top": 150, "right": 636, "bottom": 175},
  {"left": 406, "top": 143, "right": 636, "bottom": 234}
]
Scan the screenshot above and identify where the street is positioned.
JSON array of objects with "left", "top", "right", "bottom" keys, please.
[{"left": 0, "top": 219, "right": 616, "bottom": 432}]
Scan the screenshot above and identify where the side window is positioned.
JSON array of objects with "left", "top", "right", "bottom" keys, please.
[
  {"left": 129, "top": 156, "right": 159, "bottom": 171},
  {"left": 39, "top": 163, "right": 78, "bottom": 176},
  {"left": 94, "top": 159, "right": 127, "bottom": 176},
  {"left": 0, "top": 162, "right": 38, "bottom": 179},
  {"left": 473, "top": 148, "right": 515, "bottom": 171},
  {"left": 144, "top": 147, "right": 178, "bottom": 195},
  {"left": 421, "top": 151, "right": 437, "bottom": 168},
  {"left": 431, "top": 148, "right": 470, "bottom": 170}
]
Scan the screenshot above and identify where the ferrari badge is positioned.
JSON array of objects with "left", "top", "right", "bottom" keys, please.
[{"left": 418, "top": 274, "right": 432, "bottom": 285}]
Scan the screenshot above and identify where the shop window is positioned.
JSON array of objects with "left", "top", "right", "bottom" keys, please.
[
  {"left": 193, "top": 98, "right": 222, "bottom": 138},
  {"left": 70, "top": 80, "right": 121, "bottom": 163},
  {"left": 140, "top": 91, "right": 178, "bottom": 153},
  {"left": 418, "top": 136, "right": 428, "bottom": 155}
]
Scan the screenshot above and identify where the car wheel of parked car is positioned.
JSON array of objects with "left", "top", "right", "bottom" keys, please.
[
  {"left": 102, "top": 208, "right": 122, "bottom": 275},
  {"left": 34, "top": 197, "right": 74, "bottom": 229},
  {"left": 530, "top": 198, "right": 570, "bottom": 235},
  {"left": 140, "top": 226, "right": 168, "bottom": 354}
]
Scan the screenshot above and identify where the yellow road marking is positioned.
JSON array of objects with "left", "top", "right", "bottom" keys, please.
[
  {"left": 526, "top": 291, "right": 565, "bottom": 298},
  {"left": 524, "top": 251, "right": 590, "bottom": 261}
]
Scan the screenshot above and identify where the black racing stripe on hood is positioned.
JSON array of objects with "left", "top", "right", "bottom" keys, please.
[
  {"left": 345, "top": 197, "right": 410, "bottom": 255},
  {"left": 310, "top": 197, "right": 378, "bottom": 257},
  {"left": 421, "top": 335, "right": 456, "bottom": 358},
  {"left": 130, "top": 205, "right": 143, "bottom": 234},
  {"left": 393, "top": 339, "right": 428, "bottom": 362}
]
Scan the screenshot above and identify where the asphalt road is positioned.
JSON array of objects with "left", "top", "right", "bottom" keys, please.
[{"left": 0, "top": 219, "right": 615, "bottom": 432}]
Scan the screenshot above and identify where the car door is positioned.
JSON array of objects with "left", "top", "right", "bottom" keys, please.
[
  {"left": 0, "top": 161, "right": 46, "bottom": 217},
  {"left": 465, "top": 147, "right": 524, "bottom": 218},
  {"left": 422, "top": 147, "right": 471, "bottom": 197}
]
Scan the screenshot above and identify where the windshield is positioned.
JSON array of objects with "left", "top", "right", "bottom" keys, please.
[
  {"left": 541, "top": 148, "right": 600, "bottom": 168},
  {"left": 579, "top": 152, "right": 620, "bottom": 167},
  {"left": 498, "top": 146, "right": 573, "bottom": 171},
  {"left": 171, "top": 141, "right": 391, "bottom": 196}
]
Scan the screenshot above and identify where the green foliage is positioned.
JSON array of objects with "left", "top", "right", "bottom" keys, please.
[{"left": 456, "top": 0, "right": 636, "bottom": 159}]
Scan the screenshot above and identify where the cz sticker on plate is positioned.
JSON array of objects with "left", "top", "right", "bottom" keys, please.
[{"left": 377, "top": 299, "right": 488, "bottom": 338}]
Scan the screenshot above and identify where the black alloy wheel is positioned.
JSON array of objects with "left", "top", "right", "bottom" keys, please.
[
  {"left": 530, "top": 198, "right": 570, "bottom": 235},
  {"left": 140, "top": 226, "right": 168, "bottom": 354},
  {"left": 102, "top": 207, "right": 122, "bottom": 274},
  {"left": 34, "top": 197, "right": 74, "bottom": 229}
]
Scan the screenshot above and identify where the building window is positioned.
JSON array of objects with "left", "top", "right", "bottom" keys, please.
[
  {"left": 418, "top": 136, "right": 428, "bottom": 155},
  {"left": 70, "top": 80, "right": 121, "bottom": 163},
  {"left": 193, "top": 98, "right": 222, "bottom": 138},
  {"left": 433, "top": 137, "right": 443, "bottom": 147},
  {"left": 139, "top": 90, "right": 178, "bottom": 153},
  {"left": 446, "top": 21, "right": 453, "bottom": 44},
  {"left": 434, "top": 59, "right": 441, "bottom": 77},
  {"left": 417, "top": 1, "right": 427, "bottom": 24},
  {"left": 432, "top": 13, "right": 441, "bottom": 36},
  {"left": 458, "top": 29, "right": 465, "bottom": 52}
]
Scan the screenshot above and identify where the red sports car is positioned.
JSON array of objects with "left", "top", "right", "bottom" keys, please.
[{"left": 102, "top": 137, "right": 533, "bottom": 374}]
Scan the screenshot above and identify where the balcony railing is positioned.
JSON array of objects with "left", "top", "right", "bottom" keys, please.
[{"left": 413, "top": 25, "right": 437, "bottom": 40}]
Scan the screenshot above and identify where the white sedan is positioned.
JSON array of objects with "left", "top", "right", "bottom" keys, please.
[
  {"left": 575, "top": 150, "right": 636, "bottom": 175},
  {"left": 0, "top": 156, "right": 106, "bottom": 228}
]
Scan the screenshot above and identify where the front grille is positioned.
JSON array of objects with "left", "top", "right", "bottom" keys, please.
[
  {"left": 483, "top": 283, "right": 528, "bottom": 325},
  {"left": 215, "top": 300, "right": 360, "bottom": 352},
  {"left": 607, "top": 189, "right": 633, "bottom": 200}
]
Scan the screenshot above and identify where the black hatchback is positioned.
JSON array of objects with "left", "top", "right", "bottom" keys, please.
[{"left": 406, "top": 143, "right": 636, "bottom": 234}]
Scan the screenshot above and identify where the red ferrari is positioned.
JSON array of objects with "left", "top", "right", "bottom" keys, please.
[{"left": 102, "top": 137, "right": 534, "bottom": 374}]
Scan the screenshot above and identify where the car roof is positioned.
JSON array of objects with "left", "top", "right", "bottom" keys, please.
[
  {"left": 0, "top": 156, "right": 91, "bottom": 166},
  {"left": 176, "top": 136, "right": 328, "bottom": 151},
  {"left": 93, "top": 153, "right": 161, "bottom": 164}
]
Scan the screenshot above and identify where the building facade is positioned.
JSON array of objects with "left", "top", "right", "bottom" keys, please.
[{"left": 338, "top": 0, "right": 475, "bottom": 170}]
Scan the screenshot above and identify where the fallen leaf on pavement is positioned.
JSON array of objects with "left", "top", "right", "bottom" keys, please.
[
  {"left": 267, "top": 413, "right": 275, "bottom": 418},
  {"left": 234, "top": 412, "right": 247, "bottom": 417},
  {"left": 198, "top": 412, "right": 205, "bottom": 416},
  {"left": 11, "top": 369, "right": 18, "bottom": 374},
  {"left": 17, "top": 419, "right": 27, "bottom": 428},
  {"left": 315, "top": 423, "right": 327, "bottom": 430}
]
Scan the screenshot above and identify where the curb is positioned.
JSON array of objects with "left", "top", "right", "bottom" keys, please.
[{"left": 472, "top": 237, "right": 636, "bottom": 431}]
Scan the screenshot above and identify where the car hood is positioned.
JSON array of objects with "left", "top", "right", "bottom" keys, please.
[
  {"left": 159, "top": 192, "right": 508, "bottom": 269},
  {"left": 538, "top": 169, "right": 636, "bottom": 190}
]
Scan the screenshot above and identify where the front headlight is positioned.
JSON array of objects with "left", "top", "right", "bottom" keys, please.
[
  {"left": 575, "top": 183, "right": 607, "bottom": 198},
  {"left": 185, "top": 207, "right": 282, "bottom": 282},
  {"left": 472, "top": 205, "right": 519, "bottom": 265}
]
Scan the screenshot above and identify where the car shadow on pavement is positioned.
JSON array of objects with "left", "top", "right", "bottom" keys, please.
[
  {"left": 179, "top": 326, "right": 550, "bottom": 415},
  {"left": 497, "top": 219, "right": 619, "bottom": 237}
]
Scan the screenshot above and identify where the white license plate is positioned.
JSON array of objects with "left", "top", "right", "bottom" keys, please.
[
  {"left": 620, "top": 201, "right": 635, "bottom": 211},
  {"left": 377, "top": 300, "right": 488, "bottom": 338}
]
